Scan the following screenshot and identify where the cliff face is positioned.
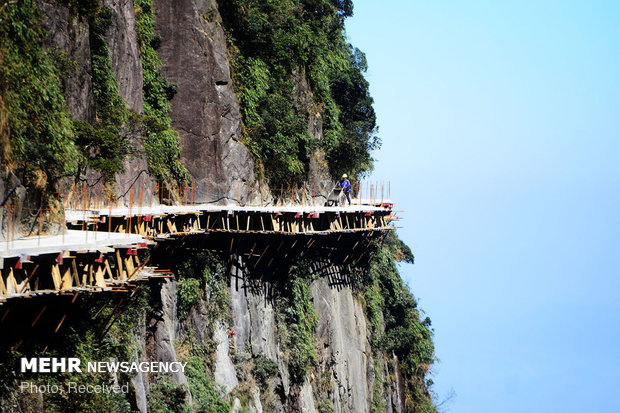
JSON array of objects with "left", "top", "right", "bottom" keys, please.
[
  {"left": 35, "top": 0, "right": 259, "bottom": 202},
  {"left": 153, "top": 0, "right": 260, "bottom": 202},
  {"left": 129, "top": 274, "right": 405, "bottom": 413},
  {"left": 0, "top": 1, "right": 435, "bottom": 412}
]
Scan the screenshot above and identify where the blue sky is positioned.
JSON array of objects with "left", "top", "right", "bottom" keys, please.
[{"left": 346, "top": 1, "right": 620, "bottom": 411}]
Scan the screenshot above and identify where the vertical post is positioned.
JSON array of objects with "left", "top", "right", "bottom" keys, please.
[
  {"left": 108, "top": 193, "right": 113, "bottom": 237},
  {"left": 7, "top": 204, "right": 11, "bottom": 248},
  {"left": 359, "top": 182, "right": 362, "bottom": 205},
  {"left": 139, "top": 179, "right": 144, "bottom": 215},
  {"left": 2, "top": 206, "right": 6, "bottom": 252},
  {"left": 38, "top": 198, "right": 43, "bottom": 248},
  {"left": 85, "top": 188, "right": 90, "bottom": 243},
  {"left": 62, "top": 203, "right": 66, "bottom": 244},
  {"left": 370, "top": 184, "right": 374, "bottom": 206},
  {"left": 326, "top": 186, "right": 329, "bottom": 207},
  {"left": 128, "top": 191, "right": 133, "bottom": 234}
]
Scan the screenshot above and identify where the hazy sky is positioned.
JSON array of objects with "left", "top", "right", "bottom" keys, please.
[{"left": 346, "top": 1, "right": 620, "bottom": 411}]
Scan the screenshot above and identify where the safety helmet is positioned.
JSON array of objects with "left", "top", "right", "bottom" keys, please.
[{"left": 342, "top": 174, "right": 347, "bottom": 179}]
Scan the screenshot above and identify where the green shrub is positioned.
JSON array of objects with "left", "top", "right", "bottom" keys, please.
[
  {"left": 253, "top": 355, "right": 278, "bottom": 390},
  {"left": 363, "top": 232, "right": 437, "bottom": 412},
  {"left": 134, "top": 0, "right": 188, "bottom": 182},
  {"left": 0, "top": 0, "right": 78, "bottom": 187},
  {"left": 218, "top": 0, "right": 380, "bottom": 188}
]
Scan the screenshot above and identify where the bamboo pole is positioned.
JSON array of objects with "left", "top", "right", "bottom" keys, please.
[
  {"left": 38, "top": 198, "right": 42, "bottom": 248},
  {"left": 7, "top": 204, "right": 11, "bottom": 248},
  {"left": 108, "top": 193, "right": 113, "bottom": 237}
]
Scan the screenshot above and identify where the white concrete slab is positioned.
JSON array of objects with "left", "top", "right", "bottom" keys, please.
[
  {"left": 64, "top": 199, "right": 393, "bottom": 221},
  {"left": 1, "top": 230, "right": 145, "bottom": 259}
]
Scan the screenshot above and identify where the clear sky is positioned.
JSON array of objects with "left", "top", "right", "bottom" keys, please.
[{"left": 346, "top": 1, "right": 620, "bottom": 412}]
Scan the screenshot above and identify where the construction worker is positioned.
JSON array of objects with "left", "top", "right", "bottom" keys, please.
[{"left": 339, "top": 174, "right": 351, "bottom": 206}]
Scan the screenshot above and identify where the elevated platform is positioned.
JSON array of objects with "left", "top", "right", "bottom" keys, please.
[
  {"left": 1, "top": 230, "right": 145, "bottom": 259},
  {"left": 65, "top": 202, "right": 396, "bottom": 237},
  {"left": 0, "top": 231, "right": 166, "bottom": 305}
]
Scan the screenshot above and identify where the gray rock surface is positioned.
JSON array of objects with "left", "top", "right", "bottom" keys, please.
[
  {"left": 299, "top": 378, "right": 317, "bottom": 413},
  {"left": 103, "top": 0, "right": 144, "bottom": 113},
  {"left": 311, "top": 277, "right": 371, "bottom": 413},
  {"left": 151, "top": 280, "right": 190, "bottom": 389},
  {"left": 213, "top": 321, "right": 239, "bottom": 393},
  {"left": 102, "top": 0, "right": 150, "bottom": 201},
  {"left": 153, "top": 0, "right": 262, "bottom": 204},
  {"left": 129, "top": 326, "right": 149, "bottom": 413}
]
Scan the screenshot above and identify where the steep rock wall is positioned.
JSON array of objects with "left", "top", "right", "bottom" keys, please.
[
  {"left": 153, "top": 0, "right": 262, "bottom": 203},
  {"left": 131, "top": 273, "right": 405, "bottom": 413}
]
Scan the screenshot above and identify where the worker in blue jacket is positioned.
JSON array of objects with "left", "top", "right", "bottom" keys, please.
[{"left": 339, "top": 174, "right": 351, "bottom": 206}]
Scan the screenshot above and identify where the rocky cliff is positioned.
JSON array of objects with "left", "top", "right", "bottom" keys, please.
[{"left": 0, "top": 1, "right": 436, "bottom": 412}]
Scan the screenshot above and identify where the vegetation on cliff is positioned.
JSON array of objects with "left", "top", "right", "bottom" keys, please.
[
  {"left": 0, "top": 0, "right": 78, "bottom": 187},
  {"left": 362, "top": 232, "right": 436, "bottom": 412},
  {"left": 218, "top": 0, "right": 379, "bottom": 188},
  {"left": 0, "top": 0, "right": 187, "bottom": 191}
]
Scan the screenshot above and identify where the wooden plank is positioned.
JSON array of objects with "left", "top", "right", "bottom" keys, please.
[
  {"left": 104, "top": 259, "right": 114, "bottom": 279},
  {"left": 0, "top": 270, "right": 7, "bottom": 296},
  {"left": 6, "top": 267, "right": 17, "bottom": 295},
  {"left": 51, "top": 264, "right": 62, "bottom": 290},
  {"left": 60, "top": 263, "right": 73, "bottom": 290},
  {"left": 71, "top": 258, "right": 81, "bottom": 287},
  {"left": 19, "top": 264, "right": 39, "bottom": 294},
  {"left": 94, "top": 264, "right": 106, "bottom": 287},
  {"left": 122, "top": 256, "right": 133, "bottom": 281},
  {"left": 115, "top": 249, "right": 124, "bottom": 279}
]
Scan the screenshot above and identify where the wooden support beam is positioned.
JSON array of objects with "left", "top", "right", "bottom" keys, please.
[
  {"left": 0, "top": 270, "right": 7, "bottom": 296},
  {"left": 115, "top": 250, "right": 124, "bottom": 280},
  {"left": 32, "top": 306, "right": 47, "bottom": 327},
  {"left": 95, "top": 263, "right": 106, "bottom": 288},
  {"left": 123, "top": 255, "right": 134, "bottom": 281},
  {"left": 6, "top": 267, "right": 17, "bottom": 295},
  {"left": 104, "top": 259, "right": 114, "bottom": 280},
  {"left": 254, "top": 245, "right": 269, "bottom": 268},
  {"left": 51, "top": 264, "right": 62, "bottom": 290},
  {"left": 54, "top": 314, "right": 67, "bottom": 333},
  {"left": 71, "top": 259, "right": 80, "bottom": 288},
  {"left": 60, "top": 262, "right": 73, "bottom": 290},
  {"left": 19, "top": 264, "right": 39, "bottom": 294}
]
